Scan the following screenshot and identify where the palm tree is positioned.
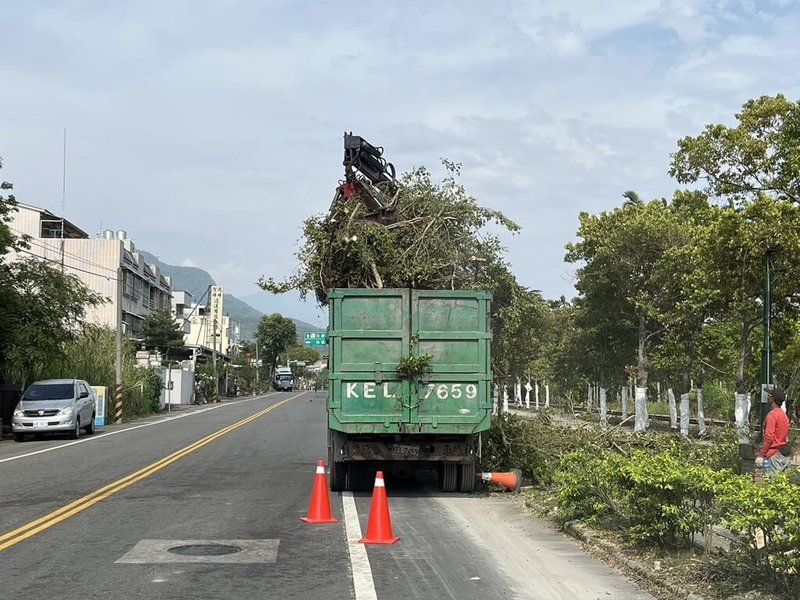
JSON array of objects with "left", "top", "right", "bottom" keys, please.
[{"left": 622, "top": 190, "right": 643, "bottom": 207}]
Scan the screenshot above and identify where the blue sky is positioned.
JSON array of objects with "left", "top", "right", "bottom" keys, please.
[{"left": 2, "top": 0, "right": 799, "bottom": 325}]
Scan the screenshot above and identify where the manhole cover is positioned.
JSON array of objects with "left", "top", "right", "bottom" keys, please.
[{"left": 167, "top": 544, "right": 241, "bottom": 556}]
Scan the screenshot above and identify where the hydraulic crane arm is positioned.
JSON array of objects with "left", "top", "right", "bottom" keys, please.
[{"left": 330, "top": 132, "right": 400, "bottom": 221}]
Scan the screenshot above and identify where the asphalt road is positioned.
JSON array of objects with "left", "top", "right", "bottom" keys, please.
[{"left": 0, "top": 391, "right": 654, "bottom": 600}]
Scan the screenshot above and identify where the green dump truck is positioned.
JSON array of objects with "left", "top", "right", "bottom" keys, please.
[{"left": 326, "top": 288, "right": 493, "bottom": 492}]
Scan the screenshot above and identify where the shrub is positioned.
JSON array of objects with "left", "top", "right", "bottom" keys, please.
[
  {"left": 620, "top": 450, "right": 725, "bottom": 548},
  {"left": 717, "top": 473, "right": 800, "bottom": 592},
  {"left": 700, "top": 381, "right": 734, "bottom": 417},
  {"left": 556, "top": 449, "right": 627, "bottom": 523},
  {"left": 122, "top": 365, "right": 163, "bottom": 417}
]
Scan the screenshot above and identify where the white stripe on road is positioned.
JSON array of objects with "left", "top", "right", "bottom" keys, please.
[
  {"left": 342, "top": 492, "right": 378, "bottom": 600},
  {"left": 0, "top": 393, "right": 280, "bottom": 464}
]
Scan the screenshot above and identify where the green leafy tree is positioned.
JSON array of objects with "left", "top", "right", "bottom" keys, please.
[
  {"left": 3, "top": 258, "right": 102, "bottom": 386},
  {"left": 648, "top": 191, "right": 723, "bottom": 394},
  {"left": 141, "top": 310, "right": 185, "bottom": 357},
  {"left": 0, "top": 157, "right": 21, "bottom": 258},
  {"left": 491, "top": 281, "right": 549, "bottom": 381},
  {"left": 697, "top": 196, "right": 800, "bottom": 393},
  {"left": 286, "top": 344, "right": 320, "bottom": 364},
  {"left": 565, "top": 196, "right": 680, "bottom": 391},
  {"left": 257, "top": 313, "right": 297, "bottom": 375},
  {"left": 0, "top": 158, "right": 26, "bottom": 378},
  {"left": 45, "top": 323, "right": 116, "bottom": 387},
  {"left": 670, "top": 94, "right": 800, "bottom": 204}
]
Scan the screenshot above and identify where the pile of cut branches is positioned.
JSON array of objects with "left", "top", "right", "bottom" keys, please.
[{"left": 259, "top": 162, "right": 518, "bottom": 305}]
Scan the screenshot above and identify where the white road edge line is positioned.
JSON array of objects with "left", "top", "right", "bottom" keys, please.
[
  {"left": 0, "top": 393, "right": 282, "bottom": 464},
  {"left": 342, "top": 492, "right": 378, "bottom": 600}
]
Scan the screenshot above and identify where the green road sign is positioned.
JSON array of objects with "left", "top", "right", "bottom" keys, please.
[{"left": 304, "top": 332, "right": 327, "bottom": 346}]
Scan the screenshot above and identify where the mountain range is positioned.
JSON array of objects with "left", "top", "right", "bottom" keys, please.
[{"left": 137, "top": 250, "right": 324, "bottom": 342}]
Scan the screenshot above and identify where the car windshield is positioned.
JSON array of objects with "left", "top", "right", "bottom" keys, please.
[
  {"left": 278, "top": 375, "right": 292, "bottom": 380},
  {"left": 23, "top": 383, "right": 74, "bottom": 401}
]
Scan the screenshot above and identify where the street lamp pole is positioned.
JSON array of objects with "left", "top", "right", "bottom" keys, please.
[{"left": 758, "top": 247, "right": 779, "bottom": 438}]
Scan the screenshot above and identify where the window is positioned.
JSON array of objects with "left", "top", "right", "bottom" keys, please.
[
  {"left": 23, "top": 383, "right": 74, "bottom": 400},
  {"left": 123, "top": 271, "right": 135, "bottom": 299}
]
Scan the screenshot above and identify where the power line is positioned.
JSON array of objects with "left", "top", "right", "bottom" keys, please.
[
  {"left": 9, "top": 226, "right": 119, "bottom": 275},
  {"left": 16, "top": 248, "right": 118, "bottom": 281},
  {"left": 11, "top": 232, "right": 173, "bottom": 305},
  {"left": 17, "top": 236, "right": 119, "bottom": 276}
]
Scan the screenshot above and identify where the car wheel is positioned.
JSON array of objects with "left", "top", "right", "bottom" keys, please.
[
  {"left": 86, "top": 414, "right": 95, "bottom": 435},
  {"left": 71, "top": 418, "right": 80, "bottom": 440},
  {"left": 14, "top": 433, "right": 24, "bottom": 443}
]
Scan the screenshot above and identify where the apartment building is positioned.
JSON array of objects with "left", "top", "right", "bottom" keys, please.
[{"left": 6, "top": 202, "right": 173, "bottom": 337}]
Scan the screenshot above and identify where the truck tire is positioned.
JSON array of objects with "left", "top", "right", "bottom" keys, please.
[
  {"left": 459, "top": 462, "right": 476, "bottom": 493},
  {"left": 329, "top": 448, "right": 346, "bottom": 492},
  {"left": 441, "top": 462, "right": 458, "bottom": 493}
]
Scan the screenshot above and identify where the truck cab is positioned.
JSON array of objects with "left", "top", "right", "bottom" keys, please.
[{"left": 273, "top": 367, "right": 294, "bottom": 392}]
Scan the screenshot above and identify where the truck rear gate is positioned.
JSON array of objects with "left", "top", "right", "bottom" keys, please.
[{"left": 327, "top": 288, "right": 492, "bottom": 492}]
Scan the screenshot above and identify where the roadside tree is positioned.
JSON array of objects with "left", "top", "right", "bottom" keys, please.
[
  {"left": 3, "top": 258, "right": 102, "bottom": 386},
  {"left": 257, "top": 313, "right": 297, "bottom": 375},
  {"left": 566, "top": 197, "right": 680, "bottom": 394},
  {"left": 141, "top": 310, "right": 185, "bottom": 357},
  {"left": 286, "top": 344, "right": 320, "bottom": 364},
  {"left": 670, "top": 94, "right": 800, "bottom": 205}
]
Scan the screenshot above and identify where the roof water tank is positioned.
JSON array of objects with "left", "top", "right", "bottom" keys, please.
[
  {"left": 116, "top": 230, "right": 127, "bottom": 240},
  {"left": 103, "top": 230, "right": 114, "bottom": 239}
]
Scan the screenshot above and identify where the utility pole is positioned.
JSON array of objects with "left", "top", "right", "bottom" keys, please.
[
  {"left": 60, "top": 127, "right": 66, "bottom": 273},
  {"left": 115, "top": 266, "right": 124, "bottom": 424},
  {"left": 758, "top": 247, "right": 779, "bottom": 436},
  {"left": 255, "top": 344, "right": 259, "bottom": 383}
]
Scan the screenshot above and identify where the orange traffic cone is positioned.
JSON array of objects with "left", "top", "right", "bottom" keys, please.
[
  {"left": 359, "top": 471, "right": 399, "bottom": 544},
  {"left": 301, "top": 460, "right": 338, "bottom": 523},
  {"left": 477, "top": 469, "right": 522, "bottom": 492}
]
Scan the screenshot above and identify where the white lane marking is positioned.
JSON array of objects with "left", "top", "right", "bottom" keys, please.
[
  {"left": 342, "top": 492, "right": 378, "bottom": 600},
  {"left": 0, "top": 393, "right": 282, "bottom": 464}
]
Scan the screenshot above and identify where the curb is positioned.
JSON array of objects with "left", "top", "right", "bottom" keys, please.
[{"left": 562, "top": 520, "right": 706, "bottom": 600}]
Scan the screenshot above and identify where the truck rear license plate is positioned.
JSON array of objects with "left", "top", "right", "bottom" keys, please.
[{"left": 392, "top": 444, "right": 420, "bottom": 457}]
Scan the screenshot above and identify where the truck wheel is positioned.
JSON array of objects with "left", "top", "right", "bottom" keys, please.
[
  {"left": 459, "top": 462, "right": 476, "bottom": 493},
  {"left": 441, "top": 462, "right": 458, "bottom": 493},
  {"left": 329, "top": 449, "right": 346, "bottom": 492}
]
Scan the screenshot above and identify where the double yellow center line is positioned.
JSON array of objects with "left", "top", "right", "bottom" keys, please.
[{"left": 0, "top": 395, "right": 299, "bottom": 552}]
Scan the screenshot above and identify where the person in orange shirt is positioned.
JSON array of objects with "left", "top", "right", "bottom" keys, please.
[{"left": 755, "top": 386, "right": 792, "bottom": 476}]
